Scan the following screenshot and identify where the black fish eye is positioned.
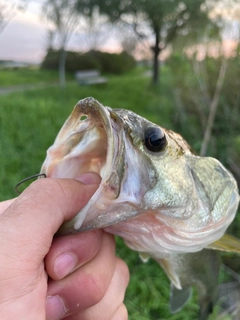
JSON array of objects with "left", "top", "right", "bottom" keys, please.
[{"left": 144, "top": 127, "right": 167, "bottom": 152}]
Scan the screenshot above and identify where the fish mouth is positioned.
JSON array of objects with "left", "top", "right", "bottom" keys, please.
[
  {"left": 41, "top": 97, "right": 121, "bottom": 180},
  {"left": 41, "top": 97, "right": 128, "bottom": 233}
]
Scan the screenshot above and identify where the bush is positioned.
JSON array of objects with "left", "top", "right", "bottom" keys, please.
[
  {"left": 88, "top": 50, "right": 136, "bottom": 74},
  {"left": 41, "top": 50, "right": 100, "bottom": 72},
  {"left": 41, "top": 49, "right": 136, "bottom": 74}
]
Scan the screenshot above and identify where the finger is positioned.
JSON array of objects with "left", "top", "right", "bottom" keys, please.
[
  {"left": 64, "top": 258, "right": 130, "bottom": 320},
  {"left": 0, "top": 198, "right": 16, "bottom": 215},
  {"left": 0, "top": 174, "right": 101, "bottom": 263},
  {"left": 110, "top": 304, "right": 128, "bottom": 320},
  {"left": 46, "top": 233, "right": 117, "bottom": 319},
  {"left": 45, "top": 230, "right": 102, "bottom": 280}
]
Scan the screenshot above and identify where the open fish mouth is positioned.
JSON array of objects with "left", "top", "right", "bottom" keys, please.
[
  {"left": 41, "top": 98, "right": 117, "bottom": 181},
  {"left": 40, "top": 97, "right": 239, "bottom": 255},
  {"left": 40, "top": 97, "right": 147, "bottom": 233}
]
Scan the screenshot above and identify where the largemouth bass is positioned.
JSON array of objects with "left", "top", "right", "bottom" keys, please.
[{"left": 40, "top": 97, "right": 240, "bottom": 318}]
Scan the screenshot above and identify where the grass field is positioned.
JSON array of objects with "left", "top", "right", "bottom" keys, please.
[
  {"left": 0, "top": 67, "right": 237, "bottom": 319},
  {"left": 0, "top": 67, "right": 66, "bottom": 87}
]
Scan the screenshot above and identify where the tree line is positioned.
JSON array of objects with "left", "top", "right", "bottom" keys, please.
[{"left": 2, "top": 0, "right": 239, "bottom": 86}]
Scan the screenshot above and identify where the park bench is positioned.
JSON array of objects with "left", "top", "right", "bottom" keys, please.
[{"left": 75, "top": 69, "right": 108, "bottom": 85}]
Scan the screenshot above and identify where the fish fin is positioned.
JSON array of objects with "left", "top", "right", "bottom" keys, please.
[
  {"left": 170, "top": 284, "right": 192, "bottom": 313},
  {"left": 139, "top": 252, "right": 150, "bottom": 263},
  {"left": 156, "top": 258, "right": 182, "bottom": 290},
  {"left": 218, "top": 281, "right": 240, "bottom": 317},
  {"left": 207, "top": 234, "right": 240, "bottom": 253}
]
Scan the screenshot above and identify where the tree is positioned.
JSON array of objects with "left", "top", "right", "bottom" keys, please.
[
  {"left": 78, "top": 8, "right": 112, "bottom": 51},
  {"left": 82, "top": 0, "right": 218, "bottom": 85},
  {"left": 0, "top": 0, "right": 26, "bottom": 34},
  {"left": 42, "top": 0, "right": 86, "bottom": 87}
]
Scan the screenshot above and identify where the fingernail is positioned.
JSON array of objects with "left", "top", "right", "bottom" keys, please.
[
  {"left": 75, "top": 172, "right": 101, "bottom": 185},
  {"left": 46, "top": 295, "right": 67, "bottom": 320},
  {"left": 54, "top": 253, "right": 77, "bottom": 279}
]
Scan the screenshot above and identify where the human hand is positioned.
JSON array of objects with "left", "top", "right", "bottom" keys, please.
[{"left": 0, "top": 174, "right": 129, "bottom": 320}]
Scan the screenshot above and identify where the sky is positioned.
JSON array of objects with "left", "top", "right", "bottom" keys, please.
[
  {"left": 1, "top": 0, "right": 239, "bottom": 64},
  {"left": 0, "top": 0, "right": 120, "bottom": 64},
  {"left": 0, "top": 1, "right": 48, "bottom": 63}
]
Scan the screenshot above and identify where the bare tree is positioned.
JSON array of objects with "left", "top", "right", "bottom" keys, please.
[
  {"left": 45, "top": 29, "right": 56, "bottom": 51},
  {"left": 0, "top": 0, "right": 26, "bottom": 34},
  {"left": 79, "top": 8, "right": 112, "bottom": 51},
  {"left": 121, "top": 34, "right": 137, "bottom": 55},
  {"left": 42, "top": 0, "right": 81, "bottom": 87},
  {"left": 200, "top": 58, "right": 228, "bottom": 156}
]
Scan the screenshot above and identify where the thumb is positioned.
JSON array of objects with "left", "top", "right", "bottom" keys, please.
[{"left": 0, "top": 173, "right": 101, "bottom": 260}]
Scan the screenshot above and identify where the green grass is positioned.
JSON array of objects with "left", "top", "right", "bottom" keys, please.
[
  {"left": 0, "top": 67, "right": 237, "bottom": 320},
  {"left": 0, "top": 67, "right": 73, "bottom": 87}
]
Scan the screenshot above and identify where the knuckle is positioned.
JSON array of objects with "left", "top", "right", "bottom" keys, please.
[
  {"left": 23, "top": 178, "right": 61, "bottom": 202},
  {"left": 29, "top": 177, "right": 55, "bottom": 190},
  {"left": 25, "top": 178, "right": 68, "bottom": 213}
]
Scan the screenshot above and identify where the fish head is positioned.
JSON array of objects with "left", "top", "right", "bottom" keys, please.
[{"left": 41, "top": 97, "right": 239, "bottom": 255}]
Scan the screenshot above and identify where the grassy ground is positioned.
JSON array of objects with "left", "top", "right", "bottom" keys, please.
[
  {"left": 0, "top": 67, "right": 237, "bottom": 319},
  {"left": 0, "top": 67, "right": 73, "bottom": 87}
]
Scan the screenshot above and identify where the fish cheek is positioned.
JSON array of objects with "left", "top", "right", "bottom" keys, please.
[{"left": 187, "top": 155, "right": 239, "bottom": 224}]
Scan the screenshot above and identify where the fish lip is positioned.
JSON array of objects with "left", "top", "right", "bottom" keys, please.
[
  {"left": 45, "top": 97, "right": 127, "bottom": 234},
  {"left": 80, "top": 98, "right": 125, "bottom": 189},
  {"left": 75, "top": 97, "right": 119, "bottom": 182}
]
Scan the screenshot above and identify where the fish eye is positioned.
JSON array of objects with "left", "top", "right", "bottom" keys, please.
[{"left": 144, "top": 127, "right": 167, "bottom": 152}]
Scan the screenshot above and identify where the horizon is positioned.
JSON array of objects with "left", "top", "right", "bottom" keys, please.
[
  {"left": 1, "top": 0, "right": 239, "bottom": 65},
  {"left": 0, "top": 0, "right": 121, "bottom": 64}
]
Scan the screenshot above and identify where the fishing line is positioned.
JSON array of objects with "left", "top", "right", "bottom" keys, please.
[{"left": 15, "top": 173, "right": 47, "bottom": 194}]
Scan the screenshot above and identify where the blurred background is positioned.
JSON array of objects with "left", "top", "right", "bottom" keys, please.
[{"left": 1, "top": 0, "right": 240, "bottom": 319}]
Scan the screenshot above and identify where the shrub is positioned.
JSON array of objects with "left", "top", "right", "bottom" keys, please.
[
  {"left": 41, "top": 50, "right": 100, "bottom": 72},
  {"left": 88, "top": 50, "right": 136, "bottom": 74},
  {"left": 41, "top": 49, "right": 136, "bottom": 74}
]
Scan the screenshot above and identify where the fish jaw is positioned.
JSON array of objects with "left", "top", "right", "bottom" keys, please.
[{"left": 40, "top": 97, "right": 155, "bottom": 233}]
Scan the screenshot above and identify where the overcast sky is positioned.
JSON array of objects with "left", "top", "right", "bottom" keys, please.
[
  {"left": 0, "top": 0, "right": 120, "bottom": 63},
  {"left": 0, "top": 1, "right": 47, "bottom": 62}
]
